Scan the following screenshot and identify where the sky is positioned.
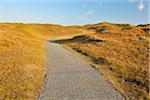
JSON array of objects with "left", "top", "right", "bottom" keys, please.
[{"left": 0, "top": 0, "right": 149, "bottom": 25}]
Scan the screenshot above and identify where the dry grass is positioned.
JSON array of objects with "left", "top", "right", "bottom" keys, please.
[
  {"left": 0, "top": 22, "right": 149, "bottom": 99},
  {"left": 0, "top": 23, "right": 46, "bottom": 99},
  {"left": 29, "top": 24, "right": 83, "bottom": 36},
  {"left": 61, "top": 22, "right": 150, "bottom": 99},
  {"left": 0, "top": 23, "right": 84, "bottom": 99}
]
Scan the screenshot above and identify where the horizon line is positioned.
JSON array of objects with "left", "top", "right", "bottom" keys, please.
[{"left": 0, "top": 21, "right": 149, "bottom": 26}]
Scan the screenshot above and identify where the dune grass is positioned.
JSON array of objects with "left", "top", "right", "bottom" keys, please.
[
  {"left": 0, "top": 22, "right": 149, "bottom": 99},
  {"left": 0, "top": 23, "right": 46, "bottom": 99},
  {"left": 0, "top": 23, "right": 83, "bottom": 99},
  {"left": 60, "top": 23, "right": 149, "bottom": 99}
]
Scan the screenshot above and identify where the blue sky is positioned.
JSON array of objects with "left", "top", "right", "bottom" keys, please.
[{"left": 0, "top": 0, "right": 149, "bottom": 25}]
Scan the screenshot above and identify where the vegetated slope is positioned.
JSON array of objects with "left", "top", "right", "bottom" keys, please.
[
  {"left": 29, "top": 24, "right": 83, "bottom": 36},
  {"left": 0, "top": 23, "right": 46, "bottom": 99},
  {"left": 0, "top": 23, "right": 83, "bottom": 99},
  {"left": 61, "top": 22, "right": 150, "bottom": 99}
]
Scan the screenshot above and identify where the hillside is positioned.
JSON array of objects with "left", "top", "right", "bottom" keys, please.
[
  {"left": 58, "top": 22, "right": 150, "bottom": 99},
  {"left": 0, "top": 23, "right": 84, "bottom": 99},
  {"left": 0, "top": 22, "right": 149, "bottom": 99}
]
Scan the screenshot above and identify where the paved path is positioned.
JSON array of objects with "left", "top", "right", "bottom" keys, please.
[{"left": 38, "top": 41, "right": 123, "bottom": 100}]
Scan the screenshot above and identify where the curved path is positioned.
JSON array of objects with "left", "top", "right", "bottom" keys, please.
[{"left": 38, "top": 41, "right": 123, "bottom": 100}]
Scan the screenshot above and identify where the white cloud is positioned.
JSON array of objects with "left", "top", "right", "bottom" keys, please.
[
  {"left": 85, "top": 10, "right": 94, "bottom": 16},
  {"left": 137, "top": 0, "right": 145, "bottom": 11},
  {"left": 82, "top": 0, "right": 103, "bottom": 9}
]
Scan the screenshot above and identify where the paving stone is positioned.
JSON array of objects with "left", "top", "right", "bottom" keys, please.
[{"left": 38, "top": 42, "right": 123, "bottom": 100}]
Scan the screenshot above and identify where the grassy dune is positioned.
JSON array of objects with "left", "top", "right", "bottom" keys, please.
[
  {"left": 0, "top": 22, "right": 149, "bottom": 99},
  {"left": 60, "top": 22, "right": 149, "bottom": 99},
  {"left": 0, "top": 23, "right": 83, "bottom": 99}
]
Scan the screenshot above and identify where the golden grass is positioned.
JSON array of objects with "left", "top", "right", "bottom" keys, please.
[
  {"left": 0, "top": 23, "right": 84, "bottom": 99},
  {"left": 29, "top": 24, "right": 83, "bottom": 36},
  {"left": 61, "top": 23, "right": 150, "bottom": 99},
  {"left": 0, "top": 23, "right": 46, "bottom": 99},
  {"left": 0, "top": 22, "right": 149, "bottom": 99}
]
